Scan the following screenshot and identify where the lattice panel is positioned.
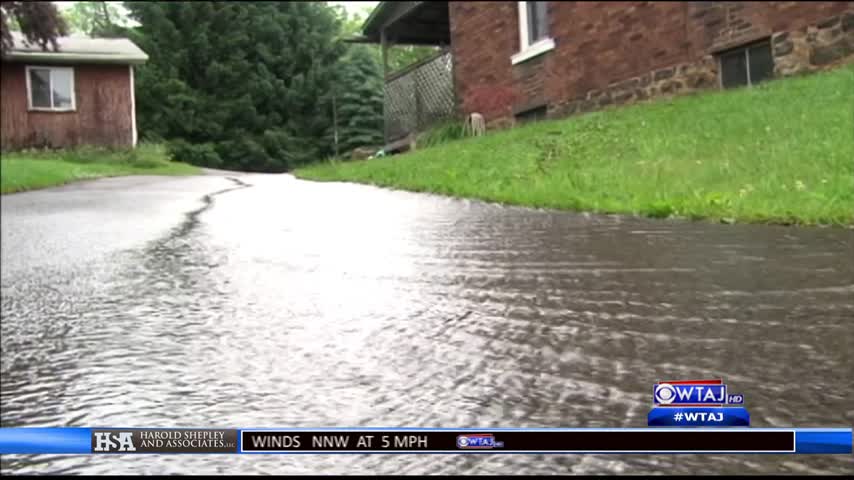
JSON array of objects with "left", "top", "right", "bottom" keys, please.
[{"left": 384, "top": 51, "right": 455, "bottom": 142}]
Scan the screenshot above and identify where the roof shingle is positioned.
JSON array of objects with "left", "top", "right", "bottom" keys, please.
[{"left": 4, "top": 32, "right": 148, "bottom": 65}]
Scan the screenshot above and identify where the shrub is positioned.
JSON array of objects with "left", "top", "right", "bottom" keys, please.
[
  {"left": 122, "top": 143, "right": 172, "bottom": 168},
  {"left": 168, "top": 140, "right": 223, "bottom": 169},
  {"left": 416, "top": 120, "right": 467, "bottom": 149}
]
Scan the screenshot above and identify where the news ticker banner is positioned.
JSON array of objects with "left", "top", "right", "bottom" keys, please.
[{"left": 0, "top": 428, "right": 850, "bottom": 455}]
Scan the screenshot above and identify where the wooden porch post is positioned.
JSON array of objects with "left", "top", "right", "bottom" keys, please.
[{"left": 380, "top": 28, "right": 389, "bottom": 77}]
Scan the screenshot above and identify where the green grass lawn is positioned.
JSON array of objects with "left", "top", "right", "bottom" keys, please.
[
  {"left": 298, "top": 65, "right": 854, "bottom": 226},
  {"left": 1, "top": 143, "right": 201, "bottom": 194}
]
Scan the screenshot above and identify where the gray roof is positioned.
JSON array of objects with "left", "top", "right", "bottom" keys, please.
[{"left": 4, "top": 32, "right": 148, "bottom": 65}]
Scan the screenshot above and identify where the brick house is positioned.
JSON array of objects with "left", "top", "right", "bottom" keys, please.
[
  {"left": 1, "top": 32, "right": 148, "bottom": 150},
  {"left": 360, "top": 1, "right": 854, "bottom": 140}
]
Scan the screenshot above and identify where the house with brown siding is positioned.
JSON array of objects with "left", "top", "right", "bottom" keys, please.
[
  {"left": 359, "top": 1, "right": 854, "bottom": 144},
  {"left": 1, "top": 32, "right": 148, "bottom": 150}
]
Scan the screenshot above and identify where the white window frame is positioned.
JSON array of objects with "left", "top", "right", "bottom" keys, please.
[
  {"left": 512, "top": 1, "right": 555, "bottom": 65},
  {"left": 25, "top": 65, "right": 76, "bottom": 112}
]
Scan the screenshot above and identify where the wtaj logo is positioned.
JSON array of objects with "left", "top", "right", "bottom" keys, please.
[
  {"left": 653, "top": 379, "right": 744, "bottom": 406},
  {"left": 93, "top": 431, "right": 137, "bottom": 452},
  {"left": 456, "top": 434, "right": 504, "bottom": 449}
]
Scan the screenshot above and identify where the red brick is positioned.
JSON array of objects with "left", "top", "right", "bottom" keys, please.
[{"left": 449, "top": 1, "right": 854, "bottom": 125}]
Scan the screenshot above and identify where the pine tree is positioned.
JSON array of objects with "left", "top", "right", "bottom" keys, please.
[
  {"left": 124, "top": 1, "right": 344, "bottom": 172},
  {"left": 333, "top": 45, "right": 384, "bottom": 154}
]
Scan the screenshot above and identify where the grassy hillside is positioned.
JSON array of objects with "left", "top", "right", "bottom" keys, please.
[
  {"left": 298, "top": 65, "right": 854, "bottom": 226},
  {"left": 1, "top": 144, "right": 200, "bottom": 194}
]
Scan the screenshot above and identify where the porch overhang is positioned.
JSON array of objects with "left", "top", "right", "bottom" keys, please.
[{"left": 361, "top": 1, "right": 450, "bottom": 46}]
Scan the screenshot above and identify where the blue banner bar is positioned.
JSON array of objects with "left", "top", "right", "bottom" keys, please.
[
  {"left": 0, "top": 427, "right": 92, "bottom": 454},
  {"left": 795, "top": 429, "right": 853, "bottom": 454},
  {"left": 0, "top": 427, "right": 850, "bottom": 454},
  {"left": 648, "top": 407, "right": 750, "bottom": 427}
]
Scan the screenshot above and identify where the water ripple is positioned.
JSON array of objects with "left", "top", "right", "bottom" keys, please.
[{"left": 2, "top": 175, "right": 853, "bottom": 474}]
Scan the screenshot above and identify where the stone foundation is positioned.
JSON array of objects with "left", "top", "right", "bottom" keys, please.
[
  {"left": 546, "top": 11, "right": 854, "bottom": 122},
  {"left": 775, "top": 11, "right": 854, "bottom": 75},
  {"left": 548, "top": 56, "right": 720, "bottom": 118}
]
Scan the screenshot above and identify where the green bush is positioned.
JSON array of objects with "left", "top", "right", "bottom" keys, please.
[
  {"left": 416, "top": 120, "right": 467, "bottom": 149},
  {"left": 59, "top": 146, "right": 108, "bottom": 164},
  {"left": 13, "top": 143, "right": 176, "bottom": 170},
  {"left": 121, "top": 143, "right": 173, "bottom": 168},
  {"left": 168, "top": 140, "right": 222, "bottom": 169}
]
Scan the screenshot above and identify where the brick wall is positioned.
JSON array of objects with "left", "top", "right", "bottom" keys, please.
[{"left": 448, "top": 1, "right": 854, "bottom": 127}]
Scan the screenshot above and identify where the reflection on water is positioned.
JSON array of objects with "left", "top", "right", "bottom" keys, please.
[{"left": 2, "top": 175, "right": 853, "bottom": 474}]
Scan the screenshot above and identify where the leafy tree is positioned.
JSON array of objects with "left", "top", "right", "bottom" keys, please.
[
  {"left": 387, "top": 44, "right": 440, "bottom": 73},
  {"left": 0, "top": 1, "right": 68, "bottom": 55},
  {"left": 336, "top": 5, "right": 439, "bottom": 74},
  {"left": 5, "top": 9, "right": 18, "bottom": 31},
  {"left": 63, "top": 1, "right": 128, "bottom": 37},
  {"left": 125, "top": 1, "right": 344, "bottom": 172},
  {"left": 332, "top": 3, "right": 369, "bottom": 37}
]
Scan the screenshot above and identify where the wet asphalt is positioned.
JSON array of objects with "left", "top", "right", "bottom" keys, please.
[{"left": 1, "top": 173, "right": 853, "bottom": 474}]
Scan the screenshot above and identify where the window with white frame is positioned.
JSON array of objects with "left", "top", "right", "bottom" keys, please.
[
  {"left": 512, "top": 1, "right": 555, "bottom": 65},
  {"left": 26, "top": 66, "right": 75, "bottom": 111}
]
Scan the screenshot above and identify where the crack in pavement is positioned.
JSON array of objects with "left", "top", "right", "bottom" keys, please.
[{"left": 161, "top": 176, "right": 252, "bottom": 243}]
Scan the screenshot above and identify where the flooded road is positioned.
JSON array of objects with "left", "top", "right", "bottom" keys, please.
[{"left": 2, "top": 174, "right": 853, "bottom": 474}]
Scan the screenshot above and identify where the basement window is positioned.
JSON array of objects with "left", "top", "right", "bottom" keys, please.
[
  {"left": 718, "top": 40, "right": 774, "bottom": 89},
  {"left": 515, "top": 105, "right": 548, "bottom": 124},
  {"left": 26, "top": 66, "right": 75, "bottom": 111}
]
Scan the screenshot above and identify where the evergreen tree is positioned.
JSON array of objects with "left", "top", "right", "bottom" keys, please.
[
  {"left": 124, "top": 1, "right": 344, "bottom": 172},
  {"left": 332, "top": 45, "right": 384, "bottom": 154}
]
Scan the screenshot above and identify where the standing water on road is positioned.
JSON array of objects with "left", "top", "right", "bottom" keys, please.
[{"left": 2, "top": 174, "right": 853, "bottom": 474}]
